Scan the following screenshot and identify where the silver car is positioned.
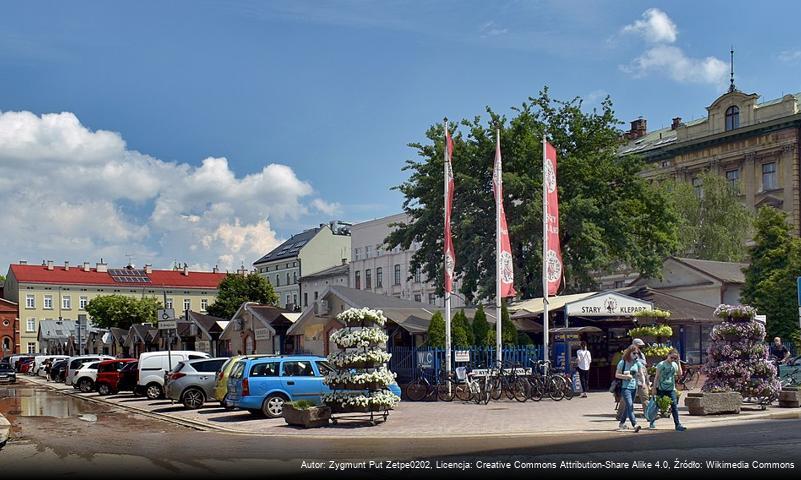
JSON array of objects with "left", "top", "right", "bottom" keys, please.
[{"left": 165, "top": 357, "right": 228, "bottom": 409}]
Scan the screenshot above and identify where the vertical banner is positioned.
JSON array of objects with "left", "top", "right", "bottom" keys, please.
[
  {"left": 544, "top": 141, "right": 563, "bottom": 296},
  {"left": 493, "top": 131, "right": 516, "bottom": 299},
  {"left": 444, "top": 127, "right": 455, "bottom": 293}
]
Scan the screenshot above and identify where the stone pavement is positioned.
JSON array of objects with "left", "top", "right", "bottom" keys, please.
[{"left": 19, "top": 376, "right": 801, "bottom": 438}]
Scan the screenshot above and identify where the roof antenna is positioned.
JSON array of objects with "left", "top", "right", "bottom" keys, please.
[{"left": 728, "top": 46, "right": 736, "bottom": 93}]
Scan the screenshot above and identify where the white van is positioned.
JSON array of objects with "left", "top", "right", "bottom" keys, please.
[
  {"left": 33, "top": 355, "right": 70, "bottom": 376},
  {"left": 65, "top": 355, "right": 114, "bottom": 386},
  {"left": 138, "top": 351, "right": 210, "bottom": 399}
]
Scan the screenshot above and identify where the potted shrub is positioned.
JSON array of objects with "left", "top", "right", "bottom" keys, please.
[{"left": 282, "top": 400, "right": 331, "bottom": 428}]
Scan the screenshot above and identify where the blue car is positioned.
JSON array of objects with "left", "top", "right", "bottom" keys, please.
[{"left": 226, "top": 355, "right": 401, "bottom": 418}]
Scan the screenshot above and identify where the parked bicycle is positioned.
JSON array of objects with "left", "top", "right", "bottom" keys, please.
[
  {"left": 676, "top": 362, "right": 701, "bottom": 391},
  {"left": 405, "top": 364, "right": 457, "bottom": 402},
  {"left": 454, "top": 364, "right": 491, "bottom": 405},
  {"left": 487, "top": 361, "right": 529, "bottom": 402},
  {"left": 525, "top": 359, "right": 565, "bottom": 401}
]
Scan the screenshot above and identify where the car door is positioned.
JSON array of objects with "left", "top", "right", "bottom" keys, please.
[
  {"left": 191, "top": 359, "right": 226, "bottom": 397},
  {"left": 247, "top": 361, "right": 280, "bottom": 399},
  {"left": 280, "top": 360, "right": 322, "bottom": 403}
]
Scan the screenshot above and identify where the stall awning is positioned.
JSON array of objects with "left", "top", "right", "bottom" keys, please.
[
  {"left": 511, "top": 292, "right": 597, "bottom": 319},
  {"left": 550, "top": 326, "right": 603, "bottom": 335}
]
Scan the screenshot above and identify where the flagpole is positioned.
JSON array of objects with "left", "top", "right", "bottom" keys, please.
[
  {"left": 496, "top": 129, "right": 503, "bottom": 368},
  {"left": 542, "top": 133, "right": 549, "bottom": 374},
  {"left": 444, "top": 118, "right": 452, "bottom": 382}
]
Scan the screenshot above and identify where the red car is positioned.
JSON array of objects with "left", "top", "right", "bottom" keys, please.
[
  {"left": 18, "top": 357, "right": 35, "bottom": 374},
  {"left": 94, "top": 359, "right": 138, "bottom": 395}
]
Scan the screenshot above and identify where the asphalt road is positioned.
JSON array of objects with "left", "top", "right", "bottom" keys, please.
[{"left": 1, "top": 384, "right": 799, "bottom": 479}]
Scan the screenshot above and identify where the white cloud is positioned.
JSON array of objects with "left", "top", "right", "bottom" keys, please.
[
  {"left": 622, "top": 45, "right": 727, "bottom": 85},
  {"left": 778, "top": 49, "right": 801, "bottom": 63},
  {"left": 621, "top": 8, "right": 677, "bottom": 44},
  {"left": 0, "top": 110, "right": 332, "bottom": 271},
  {"left": 480, "top": 21, "right": 508, "bottom": 38}
]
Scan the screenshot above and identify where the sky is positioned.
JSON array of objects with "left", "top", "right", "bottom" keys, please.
[{"left": 2, "top": 0, "right": 801, "bottom": 272}]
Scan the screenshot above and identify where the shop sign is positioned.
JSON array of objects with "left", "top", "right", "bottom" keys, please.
[
  {"left": 254, "top": 328, "right": 272, "bottom": 340},
  {"left": 454, "top": 350, "right": 470, "bottom": 363},
  {"left": 565, "top": 292, "right": 653, "bottom": 317},
  {"left": 196, "top": 340, "right": 211, "bottom": 353}
]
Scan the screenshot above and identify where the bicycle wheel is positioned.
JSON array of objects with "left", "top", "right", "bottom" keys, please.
[
  {"left": 528, "top": 377, "right": 544, "bottom": 402},
  {"left": 480, "top": 378, "right": 492, "bottom": 405},
  {"left": 548, "top": 376, "right": 565, "bottom": 401},
  {"left": 455, "top": 382, "right": 472, "bottom": 402},
  {"left": 686, "top": 370, "right": 700, "bottom": 390},
  {"left": 511, "top": 378, "right": 529, "bottom": 402},
  {"left": 562, "top": 376, "right": 575, "bottom": 400},
  {"left": 436, "top": 379, "right": 456, "bottom": 402},
  {"left": 489, "top": 376, "right": 503, "bottom": 401},
  {"left": 405, "top": 379, "right": 429, "bottom": 402}
]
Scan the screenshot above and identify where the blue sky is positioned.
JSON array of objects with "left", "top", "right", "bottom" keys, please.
[{"left": 2, "top": 0, "right": 801, "bottom": 271}]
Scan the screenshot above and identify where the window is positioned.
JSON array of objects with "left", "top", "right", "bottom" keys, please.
[
  {"left": 376, "top": 244, "right": 383, "bottom": 256},
  {"left": 762, "top": 162, "right": 777, "bottom": 191},
  {"left": 250, "top": 362, "right": 279, "bottom": 377},
  {"left": 286, "top": 295, "right": 291, "bottom": 307},
  {"left": 304, "top": 293, "right": 308, "bottom": 307},
  {"left": 43, "top": 295, "right": 53, "bottom": 310},
  {"left": 62, "top": 296, "right": 71, "bottom": 310},
  {"left": 365, "top": 245, "right": 371, "bottom": 259},
  {"left": 354, "top": 248, "right": 360, "bottom": 260},
  {"left": 28, "top": 343, "right": 36, "bottom": 354},
  {"left": 25, "top": 294, "right": 35, "bottom": 309},
  {"left": 614, "top": 281, "right": 625, "bottom": 289},
  {"left": 365, "top": 269, "right": 372, "bottom": 289},
  {"left": 27, "top": 318, "right": 36, "bottom": 332},
  {"left": 293, "top": 294, "right": 297, "bottom": 307},
  {"left": 286, "top": 273, "right": 290, "bottom": 285},
  {"left": 726, "top": 169, "right": 740, "bottom": 193},
  {"left": 293, "top": 271, "right": 297, "bottom": 284},
  {"left": 376, "top": 267, "right": 383, "bottom": 288},
  {"left": 414, "top": 269, "right": 421, "bottom": 283},
  {"left": 414, "top": 294, "right": 421, "bottom": 303},
  {"left": 183, "top": 298, "right": 191, "bottom": 311},
  {"left": 355, "top": 271, "right": 361, "bottom": 289},
  {"left": 428, "top": 293, "right": 437, "bottom": 305},
  {"left": 79, "top": 296, "right": 88, "bottom": 310},
  {"left": 282, "top": 360, "right": 314, "bottom": 377},
  {"left": 276, "top": 275, "right": 280, "bottom": 287},
  {"left": 394, "top": 264, "right": 401, "bottom": 285},
  {"left": 725, "top": 105, "right": 739, "bottom": 131},
  {"left": 166, "top": 298, "right": 173, "bottom": 310},
  {"left": 314, "top": 291, "right": 319, "bottom": 300},
  {"left": 201, "top": 299, "right": 208, "bottom": 312},
  {"left": 691, "top": 177, "right": 703, "bottom": 198}
]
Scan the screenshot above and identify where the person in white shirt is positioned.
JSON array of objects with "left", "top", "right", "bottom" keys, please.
[{"left": 576, "top": 341, "right": 592, "bottom": 398}]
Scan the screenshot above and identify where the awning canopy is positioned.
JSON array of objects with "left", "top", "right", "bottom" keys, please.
[
  {"left": 564, "top": 292, "right": 653, "bottom": 317},
  {"left": 550, "top": 326, "right": 603, "bottom": 335},
  {"left": 511, "top": 292, "right": 597, "bottom": 319}
]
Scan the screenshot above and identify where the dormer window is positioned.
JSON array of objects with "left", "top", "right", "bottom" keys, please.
[{"left": 725, "top": 105, "right": 739, "bottom": 131}]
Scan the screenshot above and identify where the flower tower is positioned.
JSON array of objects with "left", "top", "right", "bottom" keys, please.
[
  {"left": 322, "top": 308, "right": 400, "bottom": 424},
  {"left": 702, "top": 304, "right": 780, "bottom": 404}
]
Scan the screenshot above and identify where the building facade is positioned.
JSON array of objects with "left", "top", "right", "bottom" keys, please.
[
  {"left": 349, "top": 213, "right": 467, "bottom": 308},
  {"left": 0, "top": 298, "right": 18, "bottom": 358},
  {"left": 253, "top": 221, "right": 351, "bottom": 311},
  {"left": 2, "top": 260, "right": 226, "bottom": 354},
  {"left": 298, "top": 263, "right": 349, "bottom": 310}
]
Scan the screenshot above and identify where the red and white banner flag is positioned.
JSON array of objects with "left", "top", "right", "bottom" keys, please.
[
  {"left": 493, "top": 131, "right": 516, "bottom": 298},
  {"left": 444, "top": 128, "right": 455, "bottom": 293},
  {"left": 544, "top": 141, "right": 563, "bottom": 296}
]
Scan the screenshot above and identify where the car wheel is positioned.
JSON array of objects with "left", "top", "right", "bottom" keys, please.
[
  {"left": 97, "top": 383, "right": 111, "bottom": 396},
  {"left": 78, "top": 378, "right": 94, "bottom": 393},
  {"left": 262, "top": 394, "right": 286, "bottom": 418},
  {"left": 182, "top": 388, "right": 205, "bottom": 409},
  {"left": 145, "top": 383, "right": 163, "bottom": 400}
]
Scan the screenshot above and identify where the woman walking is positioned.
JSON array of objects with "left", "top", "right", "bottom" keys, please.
[
  {"left": 650, "top": 349, "right": 687, "bottom": 431},
  {"left": 576, "top": 342, "right": 591, "bottom": 398},
  {"left": 616, "top": 345, "right": 642, "bottom": 432}
]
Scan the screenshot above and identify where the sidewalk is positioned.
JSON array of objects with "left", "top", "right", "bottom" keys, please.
[{"left": 19, "top": 376, "right": 801, "bottom": 438}]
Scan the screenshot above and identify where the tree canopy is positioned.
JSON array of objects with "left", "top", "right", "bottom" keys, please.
[
  {"left": 471, "top": 305, "right": 490, "bottom": 347},
  {"left": 741, "top": 207, "right": 801, "bottom": 340},
  {"left": 85, "top": 295, "right": 161, "bottom": 329},
  {"left": 387, "top": 88, "right": 680, "bottom": 302},
  {"left": 206, "top": 272, "right": 278, "bottom": 319},
  {"left": 426, "top": 311, "right": 445, "bottom": 348},
  {"left": 662, "top": 171, "right": 752, "bottom": 262}
]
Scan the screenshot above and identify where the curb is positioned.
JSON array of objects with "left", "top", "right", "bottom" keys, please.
[{"left": 18, "top": 377, "right": 801, "bottom": 440}]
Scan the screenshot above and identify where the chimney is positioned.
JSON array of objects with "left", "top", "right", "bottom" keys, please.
[
  {"left": 47, "top": 260, "right": 54, "bottom": 271},
  {"left": 212, "top": 265, "right": 219, "bottom": 274},
  {"left": 182, "top": 263, "right": 189, "bottom": 276},
  {"left": 671, "top": 117, "right": 682, "bottom": 130},
  {"left": 628, "top": 117, "right": 647, "bottom": 139},
  {"left": 144, "top": 264, "right": 152, "bottom": 274},
  {"left": 64, "top": 261, "right": 70, "bottom": 271},
  {"left": 96, "top": 258, "right": 108, "bottom": 273},
  {"left": 19, "top": 260, "right": 27, "bottom": 265},
  {"left": 83, "top": 262, "right": 90, "bottom": 272}
]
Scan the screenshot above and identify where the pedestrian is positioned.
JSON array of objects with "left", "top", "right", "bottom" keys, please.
[
  {"left": 770, "top": 337, "right": 791, "bottom": 365},
  {"left": 650, "top": 348, "right": 687, "bottom": 431},
  {"left": 616, "top": 345, "right": 642, "bottom": 432},
  {"left": 576, "top": 341, "right": 591, "bottom": 398},
  {"left": 616, "top": 339, "right": 650, "bottom": 419}
]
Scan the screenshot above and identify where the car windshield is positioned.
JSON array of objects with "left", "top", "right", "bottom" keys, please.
[{"left": 230, "top": 361, "right": 246, "bottom": 379}]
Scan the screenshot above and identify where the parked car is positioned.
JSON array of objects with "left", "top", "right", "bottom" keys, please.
[
  {"left": 94, "top": 359, "right": 138, "bottom": 395},
  {"left": 74, "top": 361, "right": 103, "bottom": 392},
  {"left": 33, "top": 355, "right": 70, "bottom": 377},
  {"left": 225, "top": 355, "right": 402, "bottom": 418},
  {"left": 49, "top": 359, "right": 68, "bottom": 382},
  {"left": 0, "top": 363, "right": 16, "bottom": 384},
  {"left": 165, "top": 357, "right": 228, "bottom": 409},
  {"left": 118, "top": 361, "right": 140, "bottom": 394},
  {"left": 9, "top": 355, "right": 35, "bottom": 372},
  {"left": 65, "top": 355, "right": 114, "bottom": 386},
  {"left": 137, "top": 351, "right": 211, "bottom": 400},
  {"left": 213, "top": 355, "right": 275, "bottom": 409},
  {"left": 19, "top": 358, "right": 35, "bottom": 374}
]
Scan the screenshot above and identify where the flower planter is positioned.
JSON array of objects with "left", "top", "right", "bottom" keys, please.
[
  {"left": 778, "top": 387, "right": 801, "bottom": 408},
  {"left": 329, "top": 382, "right": 386, "bottom": 391},
  {"left": 282, "top": 405, "right": 331, "bottom": 428},
  {"left": 329, "top": 404, "right": 390, "bottom": 414},
  {"left": 684, "top": 391, "right": 742, "bottom": 416}
]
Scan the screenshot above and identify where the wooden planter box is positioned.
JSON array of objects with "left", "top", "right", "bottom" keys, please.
[
  {"left": 282, "top": 405, "right": 331, "bottom": 428},
  {"left": 778, "top": 387, "right": 801, "bottom": 408},
  {"left": 684, "top": 391, "right": 742, "bottom": 416}
]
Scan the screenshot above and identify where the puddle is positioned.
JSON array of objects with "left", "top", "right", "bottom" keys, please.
[{"left": 0, "top": 387, "right": 106, "bottom": 419}]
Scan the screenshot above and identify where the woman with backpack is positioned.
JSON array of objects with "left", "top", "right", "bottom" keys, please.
[
  {"left": 650, "top": 348, "right": 687, "bottom": 431},
  {"left": 615, "top": 345, "right": 642, "bottom": 432}
]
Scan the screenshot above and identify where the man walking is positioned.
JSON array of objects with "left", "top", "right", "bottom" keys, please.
[
  {"left": 771, "top": 337, "right": 791, "bottom": 365},
  {"left": 576, "top": 341, "right": 591, "bottom": 398}
]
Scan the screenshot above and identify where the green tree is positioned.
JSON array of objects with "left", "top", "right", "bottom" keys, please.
[
  {"left": 387, "top": 87, "right": 680, "bottom": 301},
  {"left": 426, "top": 311, "right": 446, "bottom": 348},
  {"left": 741, "top": 207, "right": 801, "bottom": 340},
  {"left": 85, "top": 295, "right": 162, "bottom": 329},
  {"left": 662, "top": 171, "right": 752, "bottom": 261},
  {"left": 517, "top": 331, "right": 534, "bottom": 345},
  {"left": 501, "top": 303, "right": 517, "bottom": 346},
  {"left": 0, "top": 274, "right": 5, "bottom": 283},
  {"left": 472, "top": 305, "right": 490, "bottom": 347},
  {"left": 451, "top": 310, "right": 473, "bottom": 347},
  {"left": 206, "top": 272, "right": 278, "bottom": 319}
]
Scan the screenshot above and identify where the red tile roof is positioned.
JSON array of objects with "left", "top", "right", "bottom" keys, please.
[{"left": 8, "top": 264, "right": 226, "bottom": 289}]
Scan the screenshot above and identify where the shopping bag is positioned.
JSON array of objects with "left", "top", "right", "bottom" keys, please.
[{"left": 645, "top": 396, "right": 659, "bottom": 423}]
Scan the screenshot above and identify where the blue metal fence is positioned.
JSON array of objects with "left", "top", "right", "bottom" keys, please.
[{"left": 388, "top": 345, "right": 543, "bottom": 383}]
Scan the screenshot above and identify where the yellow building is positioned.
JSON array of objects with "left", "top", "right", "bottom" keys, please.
[{"left": 2, "top": 260, "right": 226, "bottom": 354}]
